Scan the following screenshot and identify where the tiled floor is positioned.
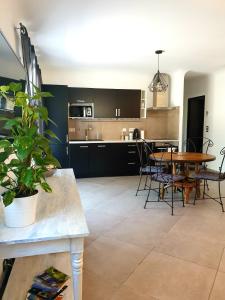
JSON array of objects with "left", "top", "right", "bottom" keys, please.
[{"left": 78, "top": 175, "right": 225, "bottom": 300}]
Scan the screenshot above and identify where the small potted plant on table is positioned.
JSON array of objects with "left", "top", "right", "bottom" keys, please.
[{"left": 0, "top": 82, "right": 60, "bottom": 227}]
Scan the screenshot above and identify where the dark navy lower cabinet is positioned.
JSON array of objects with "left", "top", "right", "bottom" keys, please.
[
  {"left": 69, "top": 144, "right": 89, "bottom": 178},
  {"left": 69, "top": 142, "right": 139, "bottom": 178}
]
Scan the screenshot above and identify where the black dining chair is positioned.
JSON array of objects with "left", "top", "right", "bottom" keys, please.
[
  {"left": 144, "top": 143, "right": 185, "bottom": 215},
  {"left": 192, "top": 146, "right": 225, "bottom": 212},
  {"left": 185, "top": 137, "right": 214, "bottom": 189},
  {"left": 135, "top": 139, "right": 164, "bottom": 196},
  {"left": 184, "top": 137, "right": 214, "bottom": 154},
  {"left": 180, "top": 137, "right": 213, "bottom": 172}
]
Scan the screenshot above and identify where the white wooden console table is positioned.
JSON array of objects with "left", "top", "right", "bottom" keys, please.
[{"left": 0, "top": 169, "right": 89, "bottom": 300}]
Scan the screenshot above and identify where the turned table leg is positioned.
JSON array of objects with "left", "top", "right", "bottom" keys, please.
[{"left": 70, "top": 238, "right": 84, "bottom": 300}]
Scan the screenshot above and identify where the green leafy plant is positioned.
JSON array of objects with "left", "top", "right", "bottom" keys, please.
[{"left": 0, "top": 82, "right": 60, "bottom": 207}]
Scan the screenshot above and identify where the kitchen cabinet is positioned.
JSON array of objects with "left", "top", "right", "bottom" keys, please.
[
  {"left": 68, "top": 87, "right": 141, "bottom": 118},
  {"left": 42, "top": 84, "right": 69, "bottom": 168},
  {"left": 70, "top": 144, "right": 89, "bottom": 178},
  {"left": 89, "top": 144, "right": 112, "bottom": 177},
  {"left": 113, "top": 89, "right": 141, "bottom": 118},
  {"left": 50, "top": 143, "right": 70, "bottom": 168},
  {"left": 69, "top": 142, "right": 140, "bottom": 178}
]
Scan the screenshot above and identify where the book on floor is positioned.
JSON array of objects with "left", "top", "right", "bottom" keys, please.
[{"left": 26, "top": 266, "right": 70, "bottom": 299}]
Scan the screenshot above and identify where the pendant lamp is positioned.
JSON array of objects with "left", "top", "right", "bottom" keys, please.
[{"left": 149, "top": 50, "right": 168, "bottom": 93}]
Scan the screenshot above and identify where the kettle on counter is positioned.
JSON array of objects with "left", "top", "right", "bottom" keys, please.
[{"left": 133, "top": 128, "right": 141, "bottom": 140}]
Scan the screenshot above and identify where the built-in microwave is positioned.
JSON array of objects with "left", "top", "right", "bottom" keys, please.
[{"left": 69, "top": 102, "right": 94, "bottom": 119}]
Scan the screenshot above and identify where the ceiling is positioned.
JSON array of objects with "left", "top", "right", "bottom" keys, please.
[{"left": 20, "top": 0, "right": 225, "bottom": 74}]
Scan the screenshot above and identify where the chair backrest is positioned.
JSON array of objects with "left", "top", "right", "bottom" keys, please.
[
  {"left": 136, "top": 139, "right": 163, "bottom": 171},
  {"left": 219, "top": 147, "right": 225, "bottom": 176},
  {"left": 147, "top": 142, "right": 173, "bottom": 176},
  {"left": 136, "top": 139, "right": 152, "bottom": 168},
  {"left": 183, "top": 138, "right": 196, "bottom": 152},
  {"left": 184, "top": 137, "right": 214, "bottom": 153}
]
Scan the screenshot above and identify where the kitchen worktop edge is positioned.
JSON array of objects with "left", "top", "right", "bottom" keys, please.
[{"left": 69, "top": 139, "right": 179, "bottom": 144}]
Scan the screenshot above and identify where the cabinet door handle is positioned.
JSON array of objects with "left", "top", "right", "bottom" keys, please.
[
  {"left": 66, "top": 146, "right": 69, "bottom": 155},
  {"left": 128, "top": 144, "right": 136, "bottom": 147},
  {"left": 66, "top": 134, "right": 69, "bottom": 143},
  {"left": 118, "top": 108, "right": 120, "bottom": 117},
  {"left": 128, "top": 151, "right": 136, "bottom": 154},
  {"left": 80, "top": 145, "right": 88, "bottom": 148},
  {"left": 128, "top": 162, "right": 136, "bottom": 165},
  {"left": 97, "top": 145, "right": 106, "bottom": 148},
  {"left": 115, "top": 108, "right": 118, "bottom": 117}
]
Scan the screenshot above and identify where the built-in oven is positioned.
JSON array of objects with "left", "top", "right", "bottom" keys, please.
[{"left": 69, "top": 102, "right": 94, "bottom": 119}]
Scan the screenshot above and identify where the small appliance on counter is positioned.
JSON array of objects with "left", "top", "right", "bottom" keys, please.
[
  {"left": 133, "top": 128, "right": 141, "bottom": 140},
  {"left": 140, "top": 130, "right": 145, "bottom": 139}
]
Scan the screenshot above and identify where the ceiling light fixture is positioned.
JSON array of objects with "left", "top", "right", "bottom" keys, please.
[{"left": 149, "top": 50, "right": 168, "bottom": 93}]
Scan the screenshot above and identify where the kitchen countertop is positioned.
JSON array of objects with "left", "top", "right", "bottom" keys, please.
[{"left": 69, "top": 139, "right": 179, "bottom": 144}]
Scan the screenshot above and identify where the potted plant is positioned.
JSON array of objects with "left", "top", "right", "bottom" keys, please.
[{"left": 0, "top": 82, "right": 60, "bottom": 227}]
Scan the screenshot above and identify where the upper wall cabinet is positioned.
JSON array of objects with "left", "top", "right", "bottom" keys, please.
[{"left": 68, "top": 87, "right": 141, "bottom": 118}]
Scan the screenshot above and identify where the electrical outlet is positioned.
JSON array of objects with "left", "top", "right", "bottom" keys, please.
[
  {"left": 69, "top": 128, "right": 75, "bottom": 132},
  {"left": 206, "top": 125, "right": 209, "bottom": 132}
]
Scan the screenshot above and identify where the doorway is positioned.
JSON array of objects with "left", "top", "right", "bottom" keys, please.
[{"left": 186, "top": 96, "right": 205, "bottom": 152}]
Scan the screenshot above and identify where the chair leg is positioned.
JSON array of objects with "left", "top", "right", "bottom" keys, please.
[
  {"left": 203, "top": 179, "right": 206, "bottom": 199},
  {"left": 144, "top": 174, "right": 148, "bottom": 189},
  {"left": 218, "top": 181, "right": 224, "bottom": 212},
  {"left": 136, "top": 171, "right": 143, "bottom": 196},
  {"left": 182, "top": 185, "right": 185, "bottom": 207},
  {"left": 194, "top": 180, "right": 197, "bottom": 205},
  {"left": 171, "top": 183, "right": 174, "bottom": 216},
  {"left": 144, "top": 177, "right": 152, "bottom": 209},
  {"left": 158, "top": 182, "right": 161, "bottom": 201}
]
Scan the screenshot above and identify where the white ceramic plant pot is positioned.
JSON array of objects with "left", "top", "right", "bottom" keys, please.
[{"left": 2, "top": 191, "right": 38, "bottom": 228}]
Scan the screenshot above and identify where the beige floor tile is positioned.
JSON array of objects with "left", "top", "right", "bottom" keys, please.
[
  {"left": 209, "top": 271, "right": 225, "bottom": 300},
  {"left": 170, "top": 214, "right": 225, "bottom": 243},
  {"left": 85, "top": 208, "right": 124, "bottom": 240},
  {"left": 125, "top": 251, "right": 216, "bottom": 300},
  {"left": 184, "top": 198, "right": 224, "bottom": 218},
  {"left": 155, "top": 231, "right": 224, "bottom": 269},
  {"left": 83, "top": 269, "right": 118, "bottom": 300},
  {"left": 218, "top": 248, "right": 225, "bottom": 272},
  {"left": 83, "top": 236, "right": 149, "bottom": 286},
  {"left": 104, "top": 213, "right": 179, "bottom": 248},
  {"left": 104, "top": 219, "right": 164, "bottom": 249},
  {"left": 84, "top": 235, "right": 96, "bottom": 248},
  {"left": 95, "top": 190, "right": 146, "bottom": 218},
  {"left": 111, "top": 285, "right": 157, "bottom": 300},
  {"left": 77, "top": 176, "right": 225, "bottom": 300}
]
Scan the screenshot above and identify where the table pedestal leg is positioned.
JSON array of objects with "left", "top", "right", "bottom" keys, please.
[
  {"left": 195, "top": 163, "right": 201, "bottom": 198},
  {"left": 71, "top": 252, "right": 83, "bottom": 300},
  {"left": 184, "top": 186, "right": 193, "bottom": 203}
]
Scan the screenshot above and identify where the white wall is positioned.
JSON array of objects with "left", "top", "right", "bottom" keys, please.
[
  {"left": 0, "top": 0, "right": 23, "bottom": 57},
  {"left": 183, "top": 75, "right": 210, "bottom": 142},
  {"left": 42, "top": 66, "right": 154, "bottom": 107},
  {"left": 170, "top": 70, "right": 186, "bottom": 150},
  {"left": 183, "top": 70, "right": 225, "bottom": 170}
]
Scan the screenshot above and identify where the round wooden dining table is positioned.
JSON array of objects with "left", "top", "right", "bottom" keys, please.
[{"left": 151, "top": 152, "right": 216, "bottom": 203}]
